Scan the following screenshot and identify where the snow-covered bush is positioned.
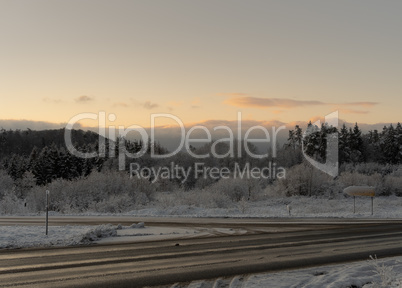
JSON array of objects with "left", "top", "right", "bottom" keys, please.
[
  {"left": 275, "top": 163, "right": 332, "bottom": 197},
  {"left": 368, "top": 255, "right": 398, "bottom": 288},
  {"left": 188, "top": 188, "right": 232, "bottom": 208},
  {"left": 341, "top": 162, "right": 390, "bottom": 176},
  {"left": 25, "top": 186, "right": 46, "bottom": 213},
  {"left": 0, "top": 170, "right": 14, "bottom": 200},
  {"left": 80, "top": 224, "right": 117, "bottom": 243},
  {"left": 0, "top": 190, "right": 24, "bottom": 215},
  {"left": 237, "top": 196, "right": 249, "bottom": 214},
  {"left": 90, "top": 194, "right": 133, "bottom": 213},
  {"left": 208, "top": 177, "right": 259, "bottom": 202},
  {"left": 383, "top": 175, "right": 402, "bottom": 196},
  {"left": 338, "top": 172, "right": 382, "bottom": 189},
  {"left": 156, "top": 189, "right": 232, "bottom": 209},
  {"left": 24, "top": 170, "right": 154, "bottom": 213},
  {"left": 263, "top": 184, "right": 286, "bottom": 198},
  {"left": 156, "top": 192, "right": 178, "bottom": 209}
]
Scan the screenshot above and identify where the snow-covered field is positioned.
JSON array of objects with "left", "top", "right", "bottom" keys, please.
[
  {"left": 122, "top": 195, "right": 402, "bottom": 219},
  {"left": 238, "top": 256, "right": 402, "bottom": 288},
  {"left": 176, "top": 256, "right": 402, "bottom": 288},
  {"left": 10, "top": 195, "right": 401, "bottom": 219}
]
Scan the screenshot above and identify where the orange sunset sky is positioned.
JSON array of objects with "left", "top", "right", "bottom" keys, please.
[{"left": 1, "top": 1, "right": 401, "bottom": 130}]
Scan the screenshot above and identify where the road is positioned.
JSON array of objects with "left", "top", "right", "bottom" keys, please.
[{"left": 1, "top": 217, "right": 402, "bottom": 287}]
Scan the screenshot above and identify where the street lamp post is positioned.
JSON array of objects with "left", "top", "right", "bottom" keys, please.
[{"left": 45, "top": 190, "right": 49, "bottom": 235}]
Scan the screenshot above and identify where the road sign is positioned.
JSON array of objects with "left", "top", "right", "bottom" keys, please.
[{"left": 343, "top": 186, "right": 375, "bottom": 215}]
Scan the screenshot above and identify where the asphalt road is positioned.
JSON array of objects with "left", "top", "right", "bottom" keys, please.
[{"left": 1, "top": 217, "right": 402, "bottom": 287}]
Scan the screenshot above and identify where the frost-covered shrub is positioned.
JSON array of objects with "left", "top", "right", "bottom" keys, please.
[
  {"left": 14, "top": 171, "right": 36, "bottom": 199},
  {"left": 275, "top": 163, "right": 332, "bottom": 197},
  {"left": 0, "top": 170, "right": 14, "bottom": 200},
  {"left": 368, "top": 255, "right": 398, "bottom": 288},
  {"left": 341, "top": 162, "right": 390, "bottom": 176},
  {"left": 208, "top": 177, "right": 260, "bottom": 202},
  {"left": 90, "top": 194, "right": 133, "bottom": 213},
  {"left": 382, "top": 175, "right": 402, "bottom": 196},
  {"left": 338, "top": 172, "right": 382, "bottom": 188},
  {"left": 190, "top": 189, "right": 232, "bottom": 208},
  {"left": 80, "top": 224, "right": 117, "bottom": 243},
  {"left": 24, "top": 170, "right": 155, "bottom": 213},
  {"left": 25, "top": 186, "right": 46, "bottom": 213},
  {"left": 153, "top": 178, "right": 181, "bottom": 193},
  {"left": 237, "top": 196, "right": 249, "bottom": 214},
  {"left": 194, "top": 176, "right": 217, "bottom": 190},
  {"left": 0, "top": 191, "right": 24, "bottom": 215},
  {"left": 156, "top": 192, "right": 178, "bottom": 209},
  {"left": 263, "top": 184, "right": 286, "bottom": 198},
  {"left": 155, "top": 188, "right": 233, "bottom": 209},
  {"left": 337, "top": 165, "right": 401, "bottom": 196}
]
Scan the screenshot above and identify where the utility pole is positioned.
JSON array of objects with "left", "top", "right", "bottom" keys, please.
[{"left": 45, "top": 190, "right": 49, "bottom": 235}]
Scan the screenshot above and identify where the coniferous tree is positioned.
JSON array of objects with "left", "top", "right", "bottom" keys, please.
[
  {"left": 303, "top": 121, "right": 320, "bottom": 159},
  {"left": 349, "top": 123, "right": 364, "bottom": 163},
  {"left": 381, "top": 124, "right": 399, "bottom": 164},
  {"left": 396, "top": 123, "right": 402, "bottom": 163},
  {"left": 365, "top": 129, "right": 381, "bottom": 162},
  {"left": 338, "top": 124, "right": 350, "bottom": 164}
]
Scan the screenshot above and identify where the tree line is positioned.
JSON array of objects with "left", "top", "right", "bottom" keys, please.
[
  {"left": 286, "top": 122, "right": 402, "bottom": 165},
  {"left": 0, "top": 123, "right": 401, "bottom": 190}
]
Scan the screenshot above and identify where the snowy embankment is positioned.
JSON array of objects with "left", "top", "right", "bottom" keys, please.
[
  {"left": 180, "top": 257, "right": 402, "bottom": 287},
  {"left": 0, "top": 222, "right": 223, "bottom": 249},
  {"left": 14, "top": 195, "right": 400, "bottom": 219},
  {"left": 0, "top": 224, "right": 117, "bottom": 249},
  {"left": 123, "top": 195, "right": 402, "bottom": 219},
  {"left": 240, "top": 256, "right": 402, "bottom": 288}
]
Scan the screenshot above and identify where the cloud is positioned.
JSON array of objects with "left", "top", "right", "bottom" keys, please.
[
  {"left": 143, "top": 101, "right": 159, "bottom": 110},
  {"left": 75, "top": 95, "right": 94, "bottom": 103},
  {"left": 225, "top": 96, "right": 325, "bottom": 108},
  {"left": 130, "top": 99, "right": 159, "bottom": 110},
  {"left": 113, "top": 102, "right": 129, "bottom": 108},
  {"left": 0, "top": 119, "right": 83, "bottom": 130},
  {"left": 340, "top": 109, "right": 370, "bottom": 114},
  {"left": 43, "top": 97, "right": 62, "bottom": 104},
  {"left": 224, "top": 96, "right": 379, "bottom": 110},
  {"left": 217, "top": 92, "right": 249, "bottom": 97},
  {"left": 341, "top": 102, "right": 378, "bottom": 108},
  {"left": 167, "top": 101, "right": 183, "bottom": 108}
]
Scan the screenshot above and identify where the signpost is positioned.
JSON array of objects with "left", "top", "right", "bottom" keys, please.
[
  {"left": 45, "top": 190, "right": 49, "bottom": 235},
  {"left": 343, "top": 186, "right": 375, "bottom": 215}
]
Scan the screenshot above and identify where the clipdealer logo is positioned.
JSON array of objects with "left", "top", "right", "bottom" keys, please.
[{"left": 64, "top": 111, "right": 339, "bottom": 180}]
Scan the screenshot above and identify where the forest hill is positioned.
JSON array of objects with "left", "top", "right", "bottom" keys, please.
[{"left": 0, "top": 122, "right": 400, "bottom": 187}]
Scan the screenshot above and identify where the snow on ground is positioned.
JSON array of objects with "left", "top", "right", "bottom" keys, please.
[
  {"left": 121, "top": 195, "right": 402, "bottom": 219},
  {"left": 5, "top": 195, "right": 402, "bottom": 219},
  {"left": 243, "top": 255, "right": 402, "bottom": 288},
  {"left": 98, "top": 225, "right": 248, "bottom": 244},
  {"left": 0, "top": 223, "right": 248, "bottom": 249},
  {"left": 0, "top": 224, "right": 117, "bottom": 249},
  {"left": 176, "top": 256, "right": 402, "bottom": 287}
]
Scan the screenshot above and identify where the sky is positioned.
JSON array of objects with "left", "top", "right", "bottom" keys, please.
[{"left": 1, "top": 0, "right": 401, "bottom": 131}]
